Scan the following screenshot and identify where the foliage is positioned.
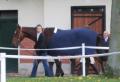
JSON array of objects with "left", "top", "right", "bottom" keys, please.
[{"left": 103, "top": 64, "right": 114, "bottom": 78}]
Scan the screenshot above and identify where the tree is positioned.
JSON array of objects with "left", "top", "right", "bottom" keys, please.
[{"left": 109, "top": 0, "right": 120, "bottom": 75}]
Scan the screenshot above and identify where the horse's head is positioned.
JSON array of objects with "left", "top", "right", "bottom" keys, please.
[
  {"left": 12, "top": 24, "right": 24, "bottom": 47},
  {"left": 12, "top": 25, "right": 57, "bottom": 47}
]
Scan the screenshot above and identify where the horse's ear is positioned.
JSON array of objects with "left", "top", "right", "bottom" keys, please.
[
  {"left": 17, "top": 24, "right": 21, "bottom": 29},
  {"left": 17, "top": 24, "right": 20, "bottom": 27},
  {"left": 43, "top": 28, "right": 45, "bottom": 31}
]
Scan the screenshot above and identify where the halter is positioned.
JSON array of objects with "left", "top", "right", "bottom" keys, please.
[{"left": 17, "top": 26, "right": 23, "bottom": 44}]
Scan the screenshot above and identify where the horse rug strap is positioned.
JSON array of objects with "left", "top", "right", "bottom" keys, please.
[
  {"left": 54, "top": 28, "right": 58, "bottom": 33},
  {"left": 80, "top": 57, "right": 95, "bottom": 64}
]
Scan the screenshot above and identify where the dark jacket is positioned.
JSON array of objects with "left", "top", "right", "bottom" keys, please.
[
  {"left": 101, "top": 37, "right": 109, "bottom": 53},
  {"left": 97, "top": 36, "right": 110, "bottom": 53},
  {"left": 34, "top": 33, "right": 46, "bottom": 55}
]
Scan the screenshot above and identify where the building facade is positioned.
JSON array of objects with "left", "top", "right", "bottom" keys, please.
[{"left": 0, "top": 0, "right": 112, "bottom": 76}]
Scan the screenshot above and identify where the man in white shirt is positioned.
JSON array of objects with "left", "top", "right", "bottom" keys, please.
[{"left": 30, "top": 24, "right": 53, "bottom": 77}]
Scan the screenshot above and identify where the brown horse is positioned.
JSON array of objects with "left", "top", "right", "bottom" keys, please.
[
  {"left": 12, "top": 25, "right": 54, "bottom": 47},
  {"left": 12, "top": 25, "right": 108, "bottom": 76},
  {"left": 12, "top": 25, "right": 107, "bottom": 76},
  {"left": 12, "top": 24, "right": 64, "bottom": 76}
]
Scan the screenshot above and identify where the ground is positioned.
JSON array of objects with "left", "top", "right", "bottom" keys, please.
[{"left": 7, "top": 75, "right": 120, "bottom": 82}]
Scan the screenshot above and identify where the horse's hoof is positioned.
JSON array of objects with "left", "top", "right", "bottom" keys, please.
[
  {"left": 61, "top": 73, "right": 64, "bottom": 77},
  {"left": 55, "top": 73, "right": 60, "bottom": 77}
]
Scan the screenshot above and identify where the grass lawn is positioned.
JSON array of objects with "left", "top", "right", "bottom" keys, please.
[{"left": 7, "top": 76, "right": 120, "bottom": 82}]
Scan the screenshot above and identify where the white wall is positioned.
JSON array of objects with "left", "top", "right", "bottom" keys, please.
[
  {"left": 44, "top": 0, "right": 112, "bottom": 31},
  {"left": 0, "top": 0, "right": 44, "bottom": 27},
  {"left": 0, "top": 0, "right": 112, "bottom": 30},
  {"left": 106, "top": 0, "right": 112, "bottom": 33}
]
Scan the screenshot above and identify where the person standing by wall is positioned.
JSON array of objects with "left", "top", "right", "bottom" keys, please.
[{"left": 97, "top": 31, "right": 110, "bottom": 73}]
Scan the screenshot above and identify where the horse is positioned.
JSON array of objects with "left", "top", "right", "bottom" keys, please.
[
  {"left": 12, "top": 25, "right": 105, "bottom": 75},
  {"left": 47, "top": 27, "right": 100, "bottom": 75},
  {"left": 12, "top": 24, "right": 64, "bottom": 77}
]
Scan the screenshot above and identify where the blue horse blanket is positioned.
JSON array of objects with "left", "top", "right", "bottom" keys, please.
[{"left": 48, "top": 28, "right": 98, "bottom": 56}]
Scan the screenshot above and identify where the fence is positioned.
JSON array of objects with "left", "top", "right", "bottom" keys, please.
[{"left": 1, "top": 43, "right": 119, "bottom": 82}]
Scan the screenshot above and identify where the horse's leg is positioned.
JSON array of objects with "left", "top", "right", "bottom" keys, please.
[
  {"left": 79, "top": 62, "right": 82, "bottom": 75},
  {"left": 70, "top": 59, "right": 76, "bottom": 75},
  {"left": 30, "top": 59, "right": 41, "bottom": 77},
  {"left": 90, "top": 63, "right": 99, "bottom": 74},
  {"left": 85, "top": 58, "right": 90, "bottom": 75},
  {"left": 55, "top": 59, "right": 64, "bottom": 77},
  {"left": 85, "top": 58, "right": 99, "bottom": 75},
  {"left": 74, "top": 58, "right": 81, "bottom": 75},
  {"left": 55, "top": 59, "right": 60, "bottom": 76},
  {"left": 89, "top": 57, "right": 99, "bottom": 74}
]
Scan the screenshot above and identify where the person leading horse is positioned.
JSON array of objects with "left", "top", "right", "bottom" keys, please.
[
  {"left": 30, "top": 24, "right": 53, "bottom": 77},
  {"left": 12, "top": 24, "right": 64, "bottom": 77}
]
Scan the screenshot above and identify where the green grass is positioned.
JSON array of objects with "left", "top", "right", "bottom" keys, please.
[{"left": 7, "top": 76, "right": 120, "bottom": 82}]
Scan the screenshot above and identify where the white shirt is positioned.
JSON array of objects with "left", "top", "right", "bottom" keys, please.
[
  {"left": 37, "top": 32, "right": 41, "bottom": 41},
  {"left": 104, "top": 37, "right": 108, "bottom": 42}
]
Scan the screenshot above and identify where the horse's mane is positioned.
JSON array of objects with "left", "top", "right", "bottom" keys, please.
[
  {"left": 23, "top": 27, "right": 35, "bottom": 33},
  {"left": 22, "top": 27, "right": 36, "bottom": 41},
  {"left": 21, "top": 27, "right": 57, "bottom": 43}
]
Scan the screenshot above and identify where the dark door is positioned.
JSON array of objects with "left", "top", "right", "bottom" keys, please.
[
  {"left": 0, "top": 10, "right": 18, "bottom": 72},
  {"left": 71, "top": 6, "right": 105, "bottom": 34}
]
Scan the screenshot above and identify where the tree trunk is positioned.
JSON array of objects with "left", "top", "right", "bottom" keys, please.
[{"left": 109, "top": 0, "right": 120, "bottom": 75}]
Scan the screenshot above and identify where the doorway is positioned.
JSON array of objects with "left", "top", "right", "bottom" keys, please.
[{"left": 0, "top": 10, "right": 18, "bottom": 72}]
